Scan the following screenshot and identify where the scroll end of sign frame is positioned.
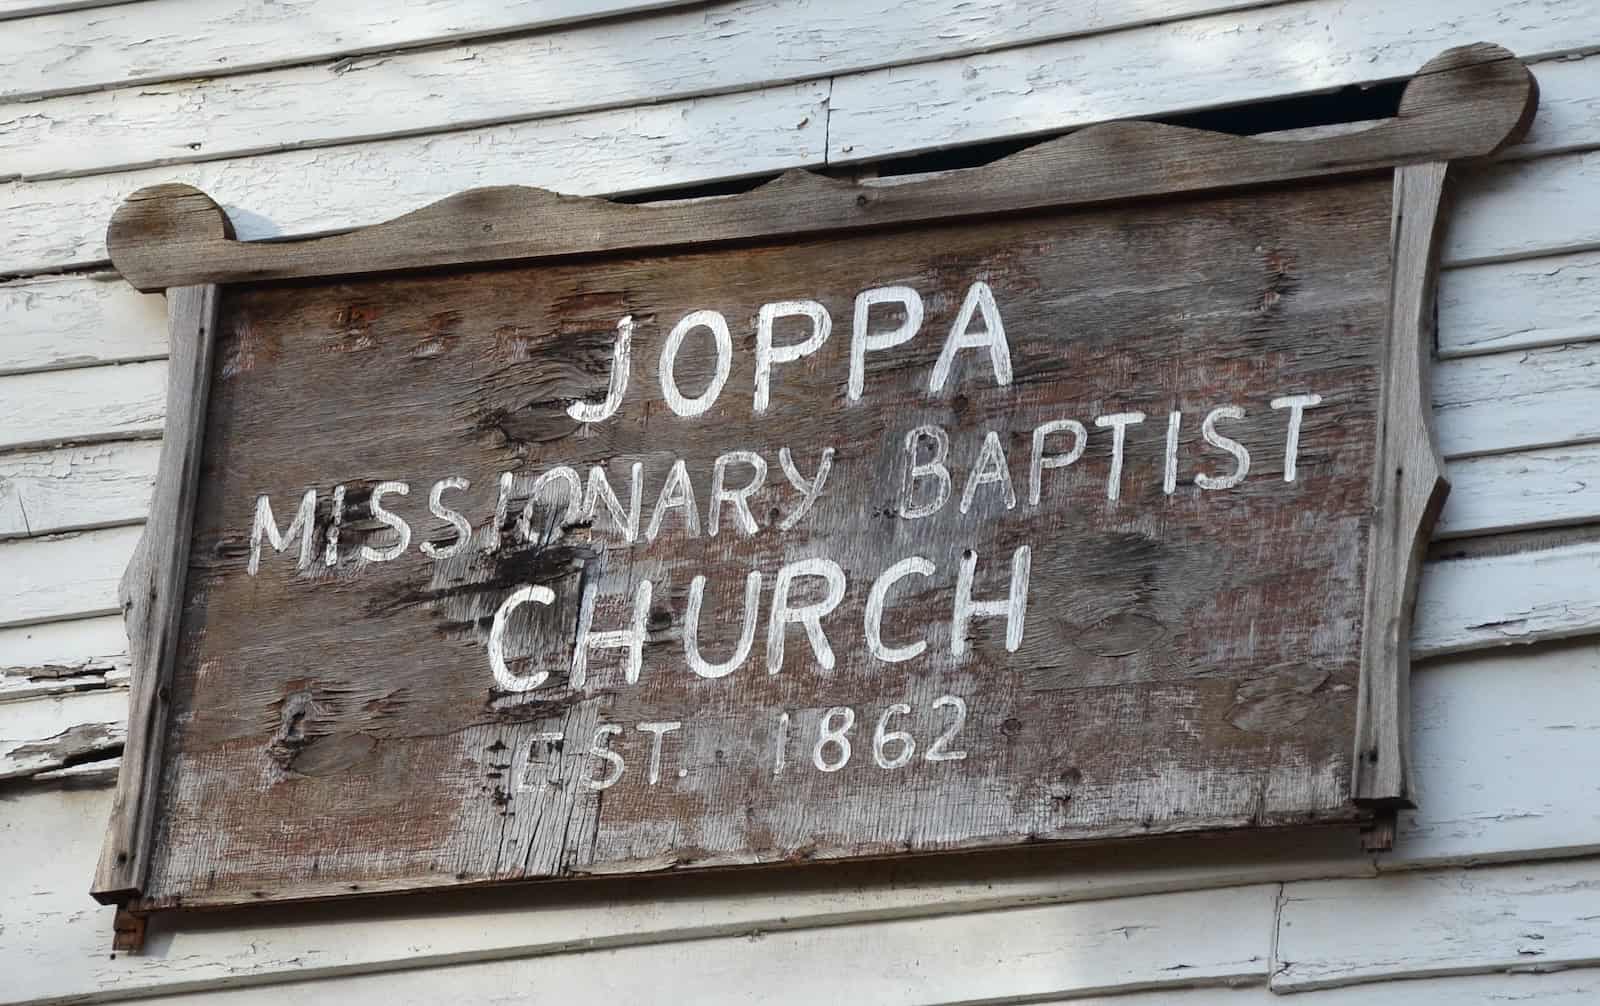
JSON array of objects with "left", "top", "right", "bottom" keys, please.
[
  {"left": 107, "top": 183, "right": 234, "bottom": 293},
  {"left": 1397, "top": 42, "right": 1539, "bottom": 157}
]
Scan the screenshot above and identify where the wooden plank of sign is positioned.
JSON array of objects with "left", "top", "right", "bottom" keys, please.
[
  {"left": 101, "top": 44, "right": 1535, "bottom": 292},
  {"left": 92, "top": 285, "right": 218, "bottom": 903},
  {"left": 115, "top": 170, "right": 1391, "bottom": 909}
]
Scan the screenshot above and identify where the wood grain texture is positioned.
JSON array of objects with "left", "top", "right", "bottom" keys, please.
[
  {"left": 11, "top": 644, "right": 1600, "bottom": 1000},
  {"left": 0, "top": 0, "right": 704, "bottom": 101},
  {"left": 120, "top": 176, "right": 1397, "bottom": 911},
  {"left": 0, "top": 0, "right": 129, "bottom": 18},
  {"left": 101, "top": 44, "right": 1536, "bottom": 292},
  {"left": 1352, "top": 163, "right": 1450, "bottom": 806},
  {"left": 1275, "top": 858, "right": 1600, "bottom": 991},
  {"left": 92, "top": 286, "right": 218, "bottom": 903},
  {"left": 10, "top": 432, "right": 1592, "bottom": 549}
]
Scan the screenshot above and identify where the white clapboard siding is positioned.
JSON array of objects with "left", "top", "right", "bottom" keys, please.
[
  {"left": 0, "top": 685, "right": 127, "bottom": 779},
  {"left": 1433, "top": 341, "right": 1600, "bottom": 460},
  {"left": 0, "top": 524, "right": 139, "bottom": 629},
  {"left": 0, "top": 81, "right": 828, "bottom": 276},
  {"left": 1413, "top": 542, "right": 1600, "bottom": 658},
  {"left": 0, "top": 360, "right": 165, "bottom": 452},
  {"left": 0, "top": 1, "right": 1276, "bottom": 106},
  {"left": 0, "top": 0, "right": 1331, "bottom": 181},
  {"left": 0, "top": 440, "right": 160, "bottom": 540},
  {"left": 1275, "top": 858, "right": 1600, "bottom": 992},
  {"left": 1438, "top": 249, "right": 1600, "bottom": 359},
  {"left": 1447, "top": 149, "right": 1600, "bottom": 266},
  {"left": 822, "top": 0, "right": 1600, "bottom": 165},
  {"left": 0, "top": 273, "right": 166, "bottom": 376},
  {"left": 1436, "top": 446, "right": 1600, "bottom": 538},
  {"left": 0, "top": 613, "right": 129, "bottom": 671},
  {"left": 0, "top": 774, "right": 1329, "bottom": 1005},
  {"left": 1393, "top": 642, "right": 1600, "bottom": 868},
  {"left": 7, "top": 56, "right": 1600, "bottom": 279},
  {"left": 0, "top": 0, "right": 705, "bottom": 101}
]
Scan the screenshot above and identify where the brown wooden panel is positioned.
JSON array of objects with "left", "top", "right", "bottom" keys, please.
[{"left": 135, "top": 177, "right": 1391, "bottom": 909}]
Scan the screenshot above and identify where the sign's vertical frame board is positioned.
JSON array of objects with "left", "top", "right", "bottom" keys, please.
[
  {"left": 89, "top": 44, "right": 1537, "bottom": 921},
  {"left": 94, "top": 284, "right": 222, "bottom": 908},
  {"left": 1353, "top": 162, "right": 1452, "bottom": 821}
]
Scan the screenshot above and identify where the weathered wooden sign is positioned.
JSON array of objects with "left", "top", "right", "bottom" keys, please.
[{"left": 94, "top": 45, "right": 1536, "bottom": 921}]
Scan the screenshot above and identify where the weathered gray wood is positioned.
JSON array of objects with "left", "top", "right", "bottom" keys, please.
[
  {"left": 92, "top": 285, "right": 220, "bottom": 904},
  {"left": 128, "top": 179, "right": 1391, "bottom": 911},
  {"left": 102, "top": 44, "right": 1535, "bottom": 293},
  {"left": 92, "top": 44, "right": 1527, "bottom": 917},
  {"left": 1352, "top": 163, "right": 1451, "bottom": 807}
]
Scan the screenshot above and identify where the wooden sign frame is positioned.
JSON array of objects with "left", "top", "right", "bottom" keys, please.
[{"left": 92, "top": 44, "right": 1536, "bottom": 920}]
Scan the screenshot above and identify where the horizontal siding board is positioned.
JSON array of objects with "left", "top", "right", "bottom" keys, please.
[
  {"left": 0, "top": 440, "right": 160, "bottom": 539},
  {"left": 0, "top": 525, "right": 139, "bottom": 629},
  {"left": 1436, "top": 445, "right": 1600, "bottom": 538},
  {"left": 823, "top": 0, "right": 1600, "bottom": 165},
  {"left": 4, "top": 56, "right": 1599, "bottom": 278},
  {"left": 1433, "top": 342, "right": 1600, "bottom": 460},
  {"left": 1413, "top": 542, "right": 1600, "bottom": 658},
  {"left": 1274, "top": 858, "right": 1600, "bottom": 991},
  {"left": 0, "top": 81, "right": 829, "bottom": 276},
  {"left": 0, "top": 686, "right": 128, "bottom": 780},
  {"left": 1446, "top": 149, "right": 1600, "bottom": 266},
  {"left": 0, "top": 273, "right": 166, "bottom": 376},
  {"left": 1438, "top": 249, "right": 1600, "bottom": 359},
  {"left": 0, "top": 0, "right": 1290, "bottom": 181},
  {"left": 1071, "top": 972, "right": 1600, "bottom": 1005},
  {"left": 0, "top": 778, "right": 1319, "bottom": 1004},
  {"left": 0, "top": 614, "right": 129, "bottom": 673},
  {"left": 0, "top": 360, "right": 165, "bottom": 452},
  {"left": 0, "top": 0, "right": 704, "bottom": 101},
  {"left": 1393, "top": 641, "right": 1600, "bottom": 868}
]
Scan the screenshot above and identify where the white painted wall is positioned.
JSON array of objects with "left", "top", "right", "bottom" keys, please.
[{"left": 3, "top": 1, "right": 1599, "bottom": 1001}]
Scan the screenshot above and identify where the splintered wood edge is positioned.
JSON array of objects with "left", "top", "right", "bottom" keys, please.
[
  {"left": 91, "top": 285, "right": 221, "bottom": 910},
  {"left": 105, "top": 43, "right": 1537, "bottom": 292},
  {"left": 1352, "top": 163, "right": 1452, "bottom": 808}
]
